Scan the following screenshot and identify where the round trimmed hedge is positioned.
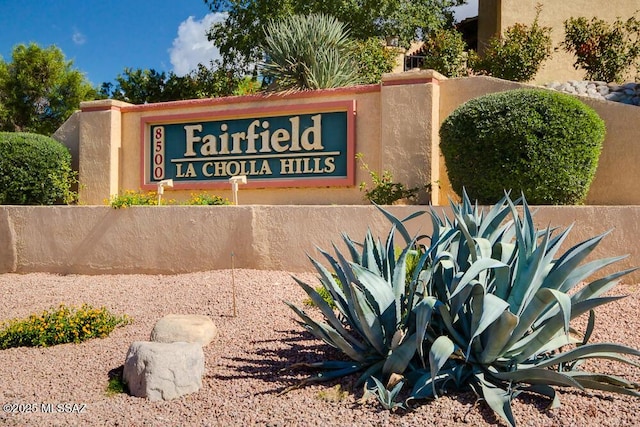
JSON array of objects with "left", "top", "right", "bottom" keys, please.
[
  {"left": 0, "top": 132, "right": 76, "bottom": 205},
  {"left": 439, "top": 89, "right": 606, "bottom": 205}
]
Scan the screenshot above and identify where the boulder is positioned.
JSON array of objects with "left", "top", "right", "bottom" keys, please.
[
  {"left": 123, "top": 341, "right": 205, "bottom": 401},
  {"left": 150, "top": 314, "right": 217, "bottom": 346}
]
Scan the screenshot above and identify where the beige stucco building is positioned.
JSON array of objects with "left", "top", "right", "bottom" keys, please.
[{"left": 478, "top": 0, "right": 640, "bottom": 83}]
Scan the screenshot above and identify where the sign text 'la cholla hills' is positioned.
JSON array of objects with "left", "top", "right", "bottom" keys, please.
[{"left": 167, "top": 114, "right": 342, "bottom": 179}]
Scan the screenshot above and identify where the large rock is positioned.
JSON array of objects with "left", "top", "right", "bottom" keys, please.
[
  {"left": 123, "top": 341, "right": 205, "bottom": 401},
  {"left": 150, "top": 314, "right": 217, "bottom": 346}
]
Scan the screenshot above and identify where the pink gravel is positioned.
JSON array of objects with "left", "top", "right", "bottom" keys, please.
[{"left": 0, "top": 269, "right": 639, "bottom": 426}]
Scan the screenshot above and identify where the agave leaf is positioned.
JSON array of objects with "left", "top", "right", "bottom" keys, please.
[
  {"left": 508, "top": 227, "right": 552, "bottom": 317},
  {"left": 348, "top": 280, "right": 387, "bottom": 355},
  {"left": 373, "top": 202, "right": 425, "bottom": 245},
  {"left": 563, "top": 372, "right": 640, "bottom": 397},
  {"left": 292, "top": 276, "right": 363, "bottom": 349},
  {"left": 383, "top": 333, "right": 418, "bottom": 378},
  {"left": 555, "top": 255, "right": 630, "bottom": 295},
  {"left": 478, "top": 373, "right": 516, "bottom": 427},
  {"left": 479, "top": 309, "right": 518, "bottom": 364},
  {"left": 532, "top": 343, "right": 640, "bottom": 370},
  {"left": 516, "top": 296, "right": 626, "bottom": 363},
  {"left": 452, "top": 208, "right": 479, "bottom": 263},
  {"left": 429, "top": 335, "right": 456, "bottom": 397},
  {"left": 491, "top": 367, "right": 584, "bottom": 389},
  {"left": 438, "top": 303, "right": 468, "bottom": 349},
  {"left": 385, "top": 226, "right": 397, "bottom": 285},
  {"left": 544, "top": 231, "right": 611, "bottom": 293},
  {"left": 469, "top": 291, "right": 510, "bottom": 359},
  {"left": 414, "top": 296, "right": 439, "bottom": 366},
  {"left": 570, "top": 267, "right": 637, "bottom": 304},
  {"left": 307, "top": 254, "right": 350, "bottom": 319},
  {"left": 477, "top": 193, "right": 512, "bottom": 240},
  {"left": 363, "top": 231, "right": 382, "bottom": 276},
  {"left": 408, "top": 371, "right": 437, "bottom": 400},
  {"left": 317, "top": 247, "right": 360, "bottom": 329},
  {"left": 365, "top": 375, "right": 406, "bottom": 410},
  {"left": 350, "top": 263, "right": 398, "bottom": 338},
  {"left": 393, "top": 240, "right": 418, "bottom": 318},
  {"left": 285, "top": 301, "right": 368, "bottom": 362},
  {"left": 503, "top": 288, "right": 570, "bottom": 354},
  {"left": 449, "top": 258, "right": 508, "bottom": 301},
  {"left": 582, "top": 309, "right": 595, "bottom": 346},
  {"left": 519, "top": 384, "right": 561, "bottom": 410},
  {"left": 341, "top": 233, "right": 362, "bottom": 265},
  {"left": 356, "top": 359, "right": 386, "bottom": 387}
]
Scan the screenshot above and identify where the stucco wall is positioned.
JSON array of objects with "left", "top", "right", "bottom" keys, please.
[
  {"left": 478, "top": 0, "right": 640, "bottom": 84},
  {"left": 74, "top": 70, "right": 443, "bottom": 206},
  {"left": 1, "top": 205, "right": 638, "bottom": 283}
]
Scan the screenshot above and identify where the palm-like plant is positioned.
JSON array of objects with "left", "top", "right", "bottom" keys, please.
[
  {"left": 285, "top": 191, "right": 640, "bottom": 427},
  {"left": 260, "top": 14, "right": 362, "bottom": 91}
]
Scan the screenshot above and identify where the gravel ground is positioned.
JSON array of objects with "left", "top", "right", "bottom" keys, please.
[{"left": 0, "top": 270, "right": 639, "bottom": 427}]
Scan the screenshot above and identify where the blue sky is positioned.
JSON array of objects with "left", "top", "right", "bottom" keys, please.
[{"left": 0, "top": 0, "right": 477, "bottom": 88}]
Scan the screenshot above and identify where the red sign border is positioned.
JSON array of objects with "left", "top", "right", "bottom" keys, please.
[{"left": 140, "top": 100, "right": 356, "bottom": 190}]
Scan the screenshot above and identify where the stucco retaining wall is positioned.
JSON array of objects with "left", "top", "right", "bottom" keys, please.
[{"left": 1, "top": 205, "right": 638, "bottom": 283}]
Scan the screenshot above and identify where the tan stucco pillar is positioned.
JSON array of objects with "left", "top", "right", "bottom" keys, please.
[
  {"left": 380, "top": 70, "right": 445, "bottom": 204},
  {"left": 78, "top": 99, "right": 131, "bottom": 205}
]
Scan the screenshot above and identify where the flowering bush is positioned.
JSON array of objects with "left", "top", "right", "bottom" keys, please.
[
  {"left": 108, "top": 190, "right": 230, "bottom": 208},
  {"left": 0, "top": 304, "right": 131, "bottom": 348}
]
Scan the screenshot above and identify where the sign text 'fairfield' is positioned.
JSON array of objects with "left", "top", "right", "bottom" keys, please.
[{"left": 143, "top": 102, "right": 355, "bottom": 189}]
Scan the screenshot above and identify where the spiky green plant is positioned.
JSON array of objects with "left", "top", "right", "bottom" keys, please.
[
  {"left": 285, "top": 191, "right": 640, "bottom": 427},
  {"left": 260, "top": 14, "right": 361, "bottom": 91}
]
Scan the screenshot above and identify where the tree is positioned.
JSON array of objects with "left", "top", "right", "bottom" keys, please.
[
  {"left": 0, "top": 43, "right": 96, "bottom": 135},
  {"left": 100, "top": 61, "right": 257, "bottom": 104},
  {"left": 204, "top": 0, "right": 466, "bottom": 75}
]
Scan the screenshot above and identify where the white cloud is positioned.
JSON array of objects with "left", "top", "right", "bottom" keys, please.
[
  {"left": 169, "top": 13, "right": 226, "bottom": 76},
  {"left": 72, "top": 29, "right": 86, "bottom": 45}
]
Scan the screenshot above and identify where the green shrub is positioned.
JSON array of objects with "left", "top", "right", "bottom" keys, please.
[
  {"left": 285, "top": 192, "right": 640, "bottom": 427},
  {"left": 0, "top": 304, "right": 131, "bottom": 349},
  {"left": 109, "top": 190, "right": 230, "bottom": 208},
  {"left": 417, "top": 28, "right": 468, "bottom": 78},
  {"left": 109, "top": 190, "right": 158, "bottom": 208},
  {"left": 0, "top": 132, "right": 77, "bottom": 205},
  {"left": 563, "top": 14, "right": 640, "bottom": 83},
  {"left": 469, "top": 5, "right": 552, "bottom": 82},
  {"left": 352, "top": 37, "right": 398, "bottom": 84},
  {"left": 260, "top": 13, "right": 361, "bottom": 91},
  {"left": 185, "top": 192, "right": 230, "bottom": 205},
  {"left": 439, "top": 89, "right": 605, "bottom": 205},
  {"left": 356, "top": 153, "right": 426, "bottom": 205}
]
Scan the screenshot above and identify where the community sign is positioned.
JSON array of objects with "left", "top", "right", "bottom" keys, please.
[{"left": 141, "top": 100, "right": 355, "bottom": 189}]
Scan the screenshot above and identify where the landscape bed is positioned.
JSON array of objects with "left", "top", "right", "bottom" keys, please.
[{"left": 0, "top": 269, "right": 639, "bottom": 427}]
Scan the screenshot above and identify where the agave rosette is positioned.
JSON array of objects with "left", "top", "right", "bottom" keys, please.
[{"left": 285, "top": 191, "right": 640, "bottom": 426}]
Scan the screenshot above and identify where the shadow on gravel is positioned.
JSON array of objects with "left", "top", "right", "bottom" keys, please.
[
  {"left": 209, "top": 328, "right": 558, "bottom": 426},
  {"left": 211, "top": 328, "right": 351, "bottom": 395}
]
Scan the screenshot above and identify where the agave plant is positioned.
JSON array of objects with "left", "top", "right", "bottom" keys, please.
[
  {"left": 260, "top": 13, "right": 361, "bottom": 91},
  {"left": 285, "top": 191, "right": 640, "bottom": 426}
]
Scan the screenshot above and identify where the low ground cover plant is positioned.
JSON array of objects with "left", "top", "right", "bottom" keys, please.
[
  {"left": 285, "top": 191, "right": 640, "bottom": 427},
  {"left": 0, "top": 304, "right": 131, "bottom": 349},
  {"left": 109, "top": 190, "right": 230, "bottom": 208}
]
